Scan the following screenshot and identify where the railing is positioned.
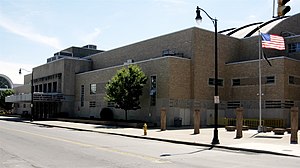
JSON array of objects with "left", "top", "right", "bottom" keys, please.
[
  {"left": 5, "top": 93, "right": 64, "bottom": 103},
  {"left": 223, "top": 118, "right": 285, "bottom": 129},
  {"left": 33, "top": 93, "right": 64, "bottom": 102}
]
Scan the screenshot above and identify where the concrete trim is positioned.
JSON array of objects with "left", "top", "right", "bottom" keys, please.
[
  {"left": 77, "top": 56, "right": 190, "bottom": 76},
  {"left": 226, "top": 56, "right": 300, "bottom": 65}
]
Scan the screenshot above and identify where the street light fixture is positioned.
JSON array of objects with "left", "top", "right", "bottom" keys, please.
[
  {"left": 195, "top": 6, "right": 220, "bottom": 144},
  {"left": 19, "top": 68, "right": 34, "bottom": 121}
]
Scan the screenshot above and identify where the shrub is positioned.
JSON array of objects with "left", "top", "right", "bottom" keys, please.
[{"left": 100, "top": 108, "right": 114, "bottom": 120}]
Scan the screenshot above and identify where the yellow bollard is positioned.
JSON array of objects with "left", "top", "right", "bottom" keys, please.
[{"left": 143, "top": 123, "right": 147, "bottom": 136}]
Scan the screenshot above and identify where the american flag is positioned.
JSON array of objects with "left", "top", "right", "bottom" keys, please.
[{"left": 261, "top": 33, "right": 285, "bottom": 50}]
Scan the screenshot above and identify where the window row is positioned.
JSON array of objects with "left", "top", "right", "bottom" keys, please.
[
  {"left": 34, "top": 82, "right": 58, "bottom": 93},
  {"left": 214, "top": 75, "right": 300, "bottom": 86},
  {"left": 227, "top": 100, "right": 294, "bottom": 109},
  {"left": 231, "top": 76, "right": 275, "bottom": 86},
  {"left": 33, "top": 73, "right": 62, "bottom": 83},
  {"left": 80, "top": 75, "right": 158, "bottom": 107},
  {"left": 209, "top": 76, "right": 275, "bottom": 87}
]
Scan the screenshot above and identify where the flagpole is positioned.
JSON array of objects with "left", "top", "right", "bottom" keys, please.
[{"left": 258, "top": 29, "right": 263, "bottom": 133}]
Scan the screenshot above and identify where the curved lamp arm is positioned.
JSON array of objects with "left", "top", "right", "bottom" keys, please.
[{"left": 195, "top": 6, "right": 217, "bottom": 26}]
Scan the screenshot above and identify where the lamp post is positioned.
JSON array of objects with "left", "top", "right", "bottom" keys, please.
[
  {"left": 195, "top": 6, "right": 220, "bottom": 144},
  {"left": 19, "top": 68, "right": 34, "bottom": 121}
]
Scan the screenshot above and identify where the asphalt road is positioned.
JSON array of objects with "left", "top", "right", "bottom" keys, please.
[{"left": 1, "top": 117, "right": 300, "bottom": 168}]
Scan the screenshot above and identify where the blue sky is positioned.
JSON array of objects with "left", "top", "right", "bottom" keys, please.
[{"left": 1, "top": 0, "right": 299, "bottom": 84}]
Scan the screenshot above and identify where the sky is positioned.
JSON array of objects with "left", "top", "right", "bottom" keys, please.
[{"left": 0, "top": 0, "right": 300, "bottom": 84}]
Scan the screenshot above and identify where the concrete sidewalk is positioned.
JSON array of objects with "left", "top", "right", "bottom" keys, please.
[{"left": 25, "top": 119, "right": 300, "bottom": 157}]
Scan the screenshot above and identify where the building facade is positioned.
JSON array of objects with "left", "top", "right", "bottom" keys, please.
[{"left": 6, "top": 14, "right": 300, "bottom": 127}]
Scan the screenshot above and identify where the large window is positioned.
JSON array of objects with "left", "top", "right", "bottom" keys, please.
[
  {"left": 81, "top": 85, "right": 84, "bottom": 107},
  {"left": 90, "top": 84, "right": 96, "bottom": 94},
  {"left": 288, "top": 42, "right": 300, "bottom": 53},
  {"left": 38, "top": 84, "right": 42, "bottom": 92},
  {"left": 53, "top": 82, "right": 57, "bottom": 92},
  {"left": 150, "top": 75, "right": 157, "bottom": 106},
  {"left": 43, "top": 83, "right": 47, "bottom": 93},
  {"left": 48, "top": 83, "right": 52, "bottom": 93}
]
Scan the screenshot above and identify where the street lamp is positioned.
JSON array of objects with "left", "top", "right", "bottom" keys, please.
[
  {"left": 19, "top": 68, "right": 34, "bottom": 121},
  {"left": 195, "top": 6, "right": 220, "bottom": 144}
]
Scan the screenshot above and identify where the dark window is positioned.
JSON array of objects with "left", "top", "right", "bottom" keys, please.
[
  {"left": 288, "top": 43, "right": 300, "bottom": 53},
  {"left": 38, "top": 84, "right": 42, "bottom": 92},
  {"left": 227, "top": 101, "right": 241, "bottom": 109},
  {"left": 53, "top": 82, "right": 57, "bottom": 92},
  {"left": 48, "top": 83, "right": 52, "bottom": 93},
  {"left": 232, "top": 79, "right": 240, "bottom": 86},
  {"left": 289, "top": 76, "right": 295, "bottom": 84},
  {"left": 266, "top": 76, "right": 275, "bottom": 84},
  {"left": 89, "top": 101, "right": 96, "bottom": 107},
  {"left": 81, "top": 85, "right": 84, "bottom": 107},
  {"left": 209, "top": 78, "right": 223, "bottom": 86},
  {"left": 43, "top": 83, "right": 47, "bottom": 93},
  {"left": 265, "top": 100, "right": 282, "bottom": 109}
]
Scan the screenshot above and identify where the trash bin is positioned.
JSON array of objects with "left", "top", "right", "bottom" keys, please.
[{"left": 174, "top": 117, "right": 182, "bottom": 127}]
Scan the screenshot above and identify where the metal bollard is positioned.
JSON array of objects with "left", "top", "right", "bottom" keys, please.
[{"left": 143, "top": 123, "right": 147, "bottom": 136}]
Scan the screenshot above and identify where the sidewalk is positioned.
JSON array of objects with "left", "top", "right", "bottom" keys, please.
[{"left": 26, "top": 119, "right": 300, "bottom": 157}]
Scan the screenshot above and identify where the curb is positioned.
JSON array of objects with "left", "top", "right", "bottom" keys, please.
[{"left": 28, "top": 121, "right": 299, "bottom": 158}]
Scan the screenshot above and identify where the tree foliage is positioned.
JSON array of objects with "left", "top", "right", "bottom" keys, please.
[
  {"left": 0, "top": 89, "right": 14, "bottom": 111},
  {"left": 105, "top": 65, "right": 147, "bottom": 120}
]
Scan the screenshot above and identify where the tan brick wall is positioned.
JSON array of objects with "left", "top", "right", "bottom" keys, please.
[
  {"left": 169, "top": 57, "right": 191, "bottom": 99},
  {"left": 75, "top": 56, "right": 191, "bottom": 121},
  {"left": 90, "top": 28, "right": 193, "bottom": 70},
  {"left": 192, "top": 28, "right": 240, "bottom": 101},
  {"left": 284, "top": 58, "right": 300, "bottom": 100}
]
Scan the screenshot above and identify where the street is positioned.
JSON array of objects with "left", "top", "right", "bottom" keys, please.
[{"left": 1, "top": 117, "right": 300, "bottom": 168}]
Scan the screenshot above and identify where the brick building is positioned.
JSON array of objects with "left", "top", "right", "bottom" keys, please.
[{"left": 6, "top": 13, "right": 300, "bottom": 127}]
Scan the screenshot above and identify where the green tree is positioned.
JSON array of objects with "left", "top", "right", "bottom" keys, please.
[
  {"left": 0, "top": 89, "right": 14, "bottom": 111},
  {"left": 105, "top": 65, "right": 147, "bottom": 120}
]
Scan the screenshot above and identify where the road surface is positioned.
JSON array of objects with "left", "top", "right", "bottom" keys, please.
[{"left": 1, "top": 117, "right": 299, "bottom": 168}]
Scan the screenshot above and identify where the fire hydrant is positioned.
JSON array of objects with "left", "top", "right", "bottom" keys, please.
[{"left": 143, "top": 123, "right": 147, "bottom": 136}]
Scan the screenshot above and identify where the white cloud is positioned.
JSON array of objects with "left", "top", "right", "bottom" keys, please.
[
  {"left": 82, "top": 28, "right": 102, "bottom": 44},
  {"left": 0, "top": 12, "right": 62, "bottom": 49}
]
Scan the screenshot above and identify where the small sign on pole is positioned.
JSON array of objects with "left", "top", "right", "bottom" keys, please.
[{"left": 214, "top": 96, "right": 220, "bottom": 104}]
